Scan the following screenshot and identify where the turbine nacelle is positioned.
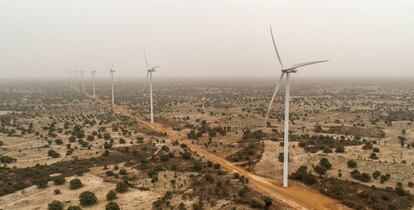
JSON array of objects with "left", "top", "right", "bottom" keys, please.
[{"left": 281, "top": 69, "right": 297, "bottom": 73}]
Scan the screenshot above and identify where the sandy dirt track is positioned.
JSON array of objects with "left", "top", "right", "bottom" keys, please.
[{"left": 78, "top": 88, "right": 349, "bottom": 210}]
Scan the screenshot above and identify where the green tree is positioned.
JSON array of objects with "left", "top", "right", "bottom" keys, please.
[
  {"left": 79, "top": 191, "right": 97, "bottom": 206},
  {"left": 48, "top": 200, "right": 64, "bottom": 210},
  {"left": 347, "top": 159, "right": 357, "bottom": 168},
  {"left": 69, "top": 178, "right": 82, "bottom": 190},
  {"left": 261, "top": 196, "right": 273, "bottom": 210},
  {"left": 106, "top": 190, "right": 117, "bottom": 200},
  {"left": 53, "top": 176, "right": 66, "bottom": 185},
  {"left": 66, "top": 206, "right": 82, "bottom": 210},
  {"left": 105, "top": 201, "right": 120, "bottom": 210},
  {"left": 115, "top": 181, "right": 128, "bottom": 193}
]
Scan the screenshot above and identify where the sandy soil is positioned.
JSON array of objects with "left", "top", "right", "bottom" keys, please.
[
  {"left": 0, "top": 173, "right": 159, "bottom": 210},
  {"left": 74, "top": 87, "right": 349, "bottom": 209}
]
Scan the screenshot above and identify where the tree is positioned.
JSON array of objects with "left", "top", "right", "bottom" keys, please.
[
  {"left": 369, "top": 153, "right": 378, "bottom": 160},
  {"left": 106, "top": 201, "right": 120, "bottom": 210},
  {"left": 261, "top": 196, "right": 273, "bottom": 210},
  {"left": 106, "top": 190, "right": 117, "bottom": 200},
  {"left": 79, "top": 191, "right": 97, "bottom": 206},
  {"left": 302, "top": 174, "right": 317, "bottom": 185},
  {"left": 395, "top": 183, "right": 409, "bottom": 196},
  {"left": 372, "top": 171, "right": 381, "bottom": 179},
  {"left": 48, "top": 200, "right": 64, "bottom": 210},
  {"left": 213, "top": 163, "right": 221, "bottom": 170},
  {"left": 53, "top": 176, "right": 66, "bottom": 185},
  {"left": 335, "top": 145, "right": 345, "bottom": 153},
  {"left": 314, "top": 165, "right": 327, "bottom": 177},
  {"left": 119, "top": 169, "right": 127, "bottom": 175},
  {"left": 115, "top": 181, "right": 128, "bottom": 193},
  {"left": 35, "top": 179, "right": 48, "bottom": 188},
  {"left": 319, "top": 158, "right": 332, "bottom": 170},
  {"left": 48, "top": 149, "right": 61, "bottom": 158},
  {"left": 314, "top": 124, "right": 323, "bottom": 133},
  {"left": 347, "top": 159, "right": 357, "bottom": 168},
  {"left": 360, "top": 173, "right": 371, "bottom": 182},
  {"left": 69, "top": 178, "right": 82, "bottom": 190},
  {"left": 66, "top": 206, "right": 82, "bottom": 210}
]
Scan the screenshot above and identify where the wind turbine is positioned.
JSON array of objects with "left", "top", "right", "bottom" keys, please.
[
  {"left": 74, "top": 70, "right": 78, "bottom": 89},
  {"left": 265, "top": 25, "right": 328, "bottom": 187},
  {"left": 109, "top": 62, "right": 116, "bottom": 109},
  {"left": 69, "top": 71, "right": 72, "bottom": 88},
  {"left": 144, "top": 51, "right": 161, "bottom": 124},
  {"left": 91, "top": 70, "right": 96, "bottom": 98},
  {"left": 81, "top": 70, "right": 85, "bottom": 93}
]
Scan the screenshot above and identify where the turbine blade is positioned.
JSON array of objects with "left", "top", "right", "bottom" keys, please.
[
  {"left": 146, "top": 71, "right": 149, "bottom": 80},
  {"left": 265, "top": 72, "right": 285, "bottom": 124},
  {"left": 270, "top": 25, "right": 284, "bottom": 68},
  {"left": 144, "top": 50, "right": 149, "bottom": 68},
  {"left": 286, "top": 60, "right": 328, "bottom": 70}
]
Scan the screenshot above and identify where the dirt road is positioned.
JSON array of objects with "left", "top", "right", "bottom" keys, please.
[{"left": 77, "top": 88, "right": 348, "bottom": 210}]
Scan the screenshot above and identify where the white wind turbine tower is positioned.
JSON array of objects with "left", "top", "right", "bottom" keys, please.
[
  {"left": 109, "top": 62, "right": 116, "bottom": 109},
  {"left": 81, "top": 70, "right": 85, "bottom": 93},
  {"left": 91, "top": 70, "right": 96, "bottom": 98},
  {"left": 74, "top": 70, "right": 78, "bottom": 89},
  {"left": 265, "top": 25, "right": 328, "bottom": 187},
  {"left": 144, "top": 51, "right": 161, "bottom": 124},
  {"left": 69, "top": 71, "right": 73, "bottom": 88}
]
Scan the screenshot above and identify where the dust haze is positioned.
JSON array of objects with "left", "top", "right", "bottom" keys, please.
[{"left": 1, "top": 0, "right": 414, "bottom": 79}]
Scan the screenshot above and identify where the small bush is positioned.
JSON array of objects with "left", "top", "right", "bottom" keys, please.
[
  {"left": 115, "top": 181, "right": 128, "bottom": 193},
  {"left": 53, "top": 176, "right": 66, "bottom": 185},
  {"left": 48, "top": 200, "right": 64, "bottom": 210},
  {"left": 106, "top": 190, "right": 117, "bottom": 200},
  {"left": 347, "top": 160, "right": 357, "bottom": 168},
  {"left": 35, "top": 179, "right": 48, "bottom": 188},
  {"left": 67, "top": 206, "right": 82, "bottom": 210},
  {"left": 105, "top": 201, "right": 120, "bottom": 210},
  {"left": 119, "top": 169, "right": 127, "bottom": 175},
  {"left": 48, "top": 149, "right": 61, "bottom": 158},
  {"left": 79, "top": 191, "right": 97, "bottom": 206},
  {"left": 69, "top": 178, "right": 83, "bottom": 190}
]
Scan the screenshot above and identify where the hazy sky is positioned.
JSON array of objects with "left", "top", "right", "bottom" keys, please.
[{"left": 1, "top": 0, "right": 413, "bottom": 79}]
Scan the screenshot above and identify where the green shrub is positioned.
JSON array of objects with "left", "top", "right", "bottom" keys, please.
[
  {"left": 105, "top": 201, "right": 120, "bottom": 210},
  {"left": 69, "top": 178, "right": 82, "bottom": 190},
  {"left": 48, "top": 150, "right": 61, "bottom": 158},
  {"left": 79, "top": 191, "right": 97, "bottom": 206},
  {"left": 319, "top": 158, "right": 332, "bottom": 170},
  {"left": 249, "top": 198, "right": 263, "bottom": 209},
  {"left": 66, "top": 206, "right": 82, "bottom": 210},
  {"left": 106, "top": 190, "right": 117, "bottom": 200},
  {"left": 48, "top": 200, "right": 64, "bottom": 210},
  {"left": 53, "top": 176, "right": 66, "bottom": 185},
  {"left": 347, "top": 160, "right": 357, "bottom": 168},
  {"left": 119, "top": 169, "right": 127, "bottom": 175},
  {"left": 35, "top": 179, "right": 48, "bottom": 188},
  {"left": 115, "top": 181, "right": 128, "bottom": 193}
]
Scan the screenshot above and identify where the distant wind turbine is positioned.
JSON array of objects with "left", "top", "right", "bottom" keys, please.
[
  {"left": 81, "top": 70, "right": 85, "bottom": 93},
  {"left": 144, "top": 51, "right": 161, "bottom": 124},
  {"left": 74, "top": 70, "right": 78, "bottom": 89},
  {"left": 91, "top": 70, "right": 96, "bottom": 98},
  {"left": 265, "top": 25, "right": 328, "bottom": 187},
  {"left": 109, "top": 62, "right": 116, "bottom": 109},
  {"left": 69, "top": 71, "right": 72, "bottom": 88}
]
